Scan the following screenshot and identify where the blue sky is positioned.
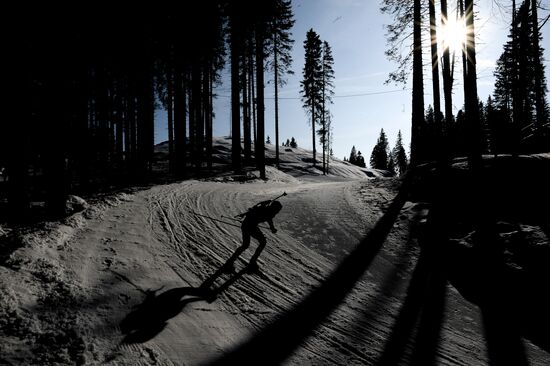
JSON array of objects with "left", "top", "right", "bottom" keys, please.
[{"left": 155, "top": 0, "right": 550, "bottom": 162}]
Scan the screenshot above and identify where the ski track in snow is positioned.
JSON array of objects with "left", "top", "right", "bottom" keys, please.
[{"left": 5, "top": 174, "right": 549, "bottom": 365}]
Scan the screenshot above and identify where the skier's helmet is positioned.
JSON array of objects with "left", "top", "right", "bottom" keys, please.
[{"left": 269, "top": 201, "right": 282, "bottom": 215}]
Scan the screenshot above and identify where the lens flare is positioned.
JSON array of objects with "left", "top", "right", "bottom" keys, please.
[{"left": 441, "top": 16, "right": 467, "bottom": 54}]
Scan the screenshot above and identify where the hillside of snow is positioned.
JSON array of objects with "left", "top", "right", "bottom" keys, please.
[
  {"left": 1, "top": 140, "right": 549, "bottom": 365},
  {"left": 153, "top": 137, "right": 391, "bottom": 181}
]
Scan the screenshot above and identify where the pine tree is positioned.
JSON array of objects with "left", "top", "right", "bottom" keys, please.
[
  {"left": 440, "top": 0, "right": 453, "bottom": 124},
  {"left": 268, "top": 0, "right": 295, "bottom": 169},
  {"left": 381, "top": 0, "right": 424, "bottom": 164},
  {"left": 428, "top": 0, "right": 441, "bottom": 129},
  {"left": 320, "top": 41, "right": 335, "bottom": 174},
  {"left": 228, "top": 1, "right": 244, "bottom": 173},
  {"left": 411, "top": 0, "right": 425, "bottom": 165},
  {"left": 392, "top": 130, "right": 409, "bottom": 175},
  {"left": 266, "top": 135, "right": 271, "bottom": 144},
  {"left": 492, "top": 0, "right": 549, "bottom": 153},
  {"left": 380, "top": 1, "right": 414, "bottom": 85},
  {"left": 387, "top": 155, "right": 396, "bottom": 176},
  {"left": 3, "top": 5, "right": 233, "bottom": 220},
  {"left": 370, "top": 129, "right": 390, "bottom": 170},
  {"left": 356, "top": 151, "right": 366, "bottom": 168},
  {"left": 463, "top": 0, "right": 482, "bottom": 169},
  {"left": 349, "top": 146, "right": 358, "bottom": 165},
  {"left": 290, "top": 137, "right": 298, "bottom": 148},
  {"left": 300, "top": 29, "right": 323, "bottom": 167}
]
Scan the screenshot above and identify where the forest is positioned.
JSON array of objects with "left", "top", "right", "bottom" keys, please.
[
  {"left": 1, "top": 0, "right": 549, "bottom": 220},
  {"left": 0, "top": 1, "right": 297, "bottom": 222},
  {"left": 1, "top": 1, "right": 550, "bottom": 365}
]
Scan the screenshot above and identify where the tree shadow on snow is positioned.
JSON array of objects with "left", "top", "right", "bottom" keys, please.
[
  {"left": 446, "top": 224, "right": 550, "bottom": 363},
  {"left": 204, "top": 158, "right": 550, "bottom": 365},
  {"left": 204, "top": 174, "right": 413, "bottom": 366},
  {"left": 376, "top": 246, "right": 448, "bottom": 365}
]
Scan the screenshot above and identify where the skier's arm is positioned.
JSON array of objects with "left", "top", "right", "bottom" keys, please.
[{"left": 268, "top": 219, "right": 277, "bottom": 233}]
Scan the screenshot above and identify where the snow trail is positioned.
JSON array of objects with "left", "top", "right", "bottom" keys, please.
[{"left": 2, "top": 165, "right": 549, "bottom": 365}]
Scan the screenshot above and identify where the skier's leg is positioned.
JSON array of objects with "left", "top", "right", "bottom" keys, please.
[
  {"left": 225, "top": 228, "right": 251, "bottom": 270},
  {"left": 249, "top": 227, "right": 267, "bottom": 267}
]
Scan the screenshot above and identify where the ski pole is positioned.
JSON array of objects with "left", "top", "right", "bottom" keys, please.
[
  {"left": 222, "top": 215, "right": 270, "bottom": 230},
  {"left": 190, "top": 211, "right": 241, "bottom": 228},
  {"left": 271, "top": 191, "right": 287, "bottom": 201},
  {"left": 221, "top": 214, "right": 242, "bottom": 223}
]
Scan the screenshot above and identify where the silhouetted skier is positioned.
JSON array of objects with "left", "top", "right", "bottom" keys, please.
[{"left": 225, "top": 198, "right": 283, "bottom": 273}]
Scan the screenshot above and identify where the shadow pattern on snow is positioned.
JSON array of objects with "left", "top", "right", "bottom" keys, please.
[
  {"left": 120, "top": 286, "right": 205, "bottom": 344},
  {"left": 119, "top": 259, "right": 251, "bottom": 344},
  {"left": 206, "top": 156, "right": 550, "bottom": 365},
  {"left": 205, "top": 174, "right": 412, "bottom": 366}
]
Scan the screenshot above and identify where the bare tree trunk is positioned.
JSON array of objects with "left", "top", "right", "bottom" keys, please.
[
  {"left": 128, "top": 83, "right": 137, "bottom": 171},
  {"left": 174, "top": 69, "right": 187, "bottom": 177},
  {"left": 115, "top": 93, "right": 124, "bottom": 166},
  {"left": 322, "top": 72, "right": 326, "bottom": 174},
  {"left": 256, "top": 27, "right": 266, "bottom": 180},
  {"left": 207, "top": 70, "right": 213, "bottom": 170},
  {"left": 311, "top": 103, "right": 316, "bottom": 167},
  {"left": 531, "top": 0, "right": 545, "bottom": 151},
  {"left": 464, "top": 0, "right": 482, "bottom": 170},
  {"left": 243, "top": 40, "right": 252, "bottom": 164},
  {"left": 274, "top": 38, "right": 280, "bottom": 169},
  {"left": 411, "top": 0, "right": 425, "bottom": 166},
  {"left": 429, "top": 0, "right": 441, "bottom": 117},
  {"left": 231, "top": 26, "right": 242, "bottom": 173},
  {"left": 191, "top": 65, "right": 203, "bottom": 172},
  {"left": 167, "top": 58, "right": 174, "bottom": 173},
  {"left": 510, "top": 0, "right": 521, "bottom": 156},
  {"left": 250, "top": 50, "right": 257, "bottom": 151},
  {"left": 440, "top": 0, "right": 454, "bottom": 161},
  {"left": 429, "top": 0, "right": 442, "bottom": 163},
  {"left": 123, "top": 83, "right": 131, "bottom": 166}
]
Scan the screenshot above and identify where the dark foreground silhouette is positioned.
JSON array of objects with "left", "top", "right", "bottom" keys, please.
[
  {"left": 226, "top": 198, "right": 283, "bottom": 271},
  {"left": 204, "top": 157, "right": 550, "bottom": 365},
  {"left": 119, "top": 257, "right": 255, "bottom": 344}
]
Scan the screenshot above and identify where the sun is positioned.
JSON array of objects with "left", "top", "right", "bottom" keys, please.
[{"left": 440, "top": 16, "right": 467, "bottom": 54}]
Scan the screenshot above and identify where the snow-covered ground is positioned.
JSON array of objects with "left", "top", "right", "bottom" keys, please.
[{"left": 1, "top": 139, "right": 549, "bottom": 365}]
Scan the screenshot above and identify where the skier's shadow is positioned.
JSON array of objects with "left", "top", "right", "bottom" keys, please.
[
  {"left": 119, "top": 261, "right": 247, "bottom": 344},
  {"left": 120, "top": 286, "right": 205, "bottom": 344}
]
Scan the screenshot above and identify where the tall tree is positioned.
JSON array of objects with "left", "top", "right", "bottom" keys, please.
[
  {"left": 228, "top": 2, "right": 244, "bottom": 173},
  {"left": 370, "top": 129, "right": 390, "bottom": 170},
  {"left": 428, "top": 0, "right": 443, "bottom": 164},
  {"left": 440, "top": 0, "right": 455, "bottom": 137},
  {"left": 392, "top": 130, "right": 409, "bottom": 175},
  {"left": 463, "top": 0, "right": 482, "bottom": 169},
  {"left": 326, "top": 114, "right": 334, "bottom": 174},
  {"left": 492, "top": 0, "right": 548, "bottom": 153},
  {"left": 381, "top": 0, "right": 424, "bottom": 165},
  {"left": 411, "top": 0, "right": 425, "bottom": 166},
  {"left": 428, "top": 0, "right": 441, "bottom": 122},
  {"left": 268, "top": 0, "right": 295, "bottom": 169},
  {"left": 242, "top": 37, "right": 253, "bottom": 164},
  {"left": 253, "top": 1, "right": 279, "bottom": 180},
  {"left": 381, "top": 1, "right": 414, "bottom": 85},
  {"left": 531, "top": 0, "right": 548, "bottom": 148},
  {"left": 387, "top": 155, "right": 396, "bottom": 176},
  {"left": 320, "top": 41, "right": 335, "bottom": 175},
  {"left": 300, "top": 29, "right": 323, "bottom": 168},
  {"left": 349, "top": 146, "right": 358, "bottom": 165},
  {"left": 356, "top": 151, "right": 366, "bottom": 168}
]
